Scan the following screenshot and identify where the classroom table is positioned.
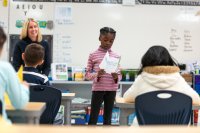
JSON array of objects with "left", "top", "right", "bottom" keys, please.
[
  {"left": 1, "top": 124, "right": 200, "bottom": 133},
  {"left": 61, "top": 93, "right": 75, "bottom": 125},
  {"left": 115, "top": 97, "right": 200, "bottom": 125},
  {"left": 6, "top": 102, "right": 46, "bottom": 124}
]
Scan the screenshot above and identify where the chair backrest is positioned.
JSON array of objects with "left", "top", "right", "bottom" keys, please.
[
  {"left": 135, "top": 90, "right": 192, "bottom": 125},
  {"left": 30, "top": 85, "right": 61, "bottom": 124},
  {"left": 0, "top": 100, "right": 2, "bottom": 115}
]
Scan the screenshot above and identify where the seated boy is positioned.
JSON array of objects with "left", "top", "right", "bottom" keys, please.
[{"left": 22, "top": 43, "right": 50, "bottom": 85}]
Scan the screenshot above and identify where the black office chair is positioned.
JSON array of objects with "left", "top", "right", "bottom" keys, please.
[
  {"left": 135, "top": 90, "right": 192, "bottom": 125},
  {"left": 30, "top": 85, "right": 61, "bottom": 124},
  {"left": 0, "top": 100, "right": 2, "bottom": 115}
]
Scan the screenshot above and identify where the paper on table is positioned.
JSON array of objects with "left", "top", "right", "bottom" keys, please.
[{"left": 99, "top": 52, "right": 120, "bottom": 74}]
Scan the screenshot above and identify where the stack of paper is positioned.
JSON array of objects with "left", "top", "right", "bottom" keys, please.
[{"left": 99, "top": 52, "right": 120, "bottom": 74}]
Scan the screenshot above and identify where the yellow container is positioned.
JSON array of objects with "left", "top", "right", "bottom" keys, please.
[
  {"left": 74, "top": 72, "right": 84, "bottom": 81},
  {"left": 3, "top": 0, "right": 8, "bottom": 7}
]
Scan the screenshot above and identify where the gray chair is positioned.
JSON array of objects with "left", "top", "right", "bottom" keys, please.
[{"left": 135, "top": 91, "right": 192, "bottom": 125}]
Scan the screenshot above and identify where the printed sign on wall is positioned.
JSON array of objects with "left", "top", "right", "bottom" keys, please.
[{"left": 9, "top": 1, "right": 54, "bottom": 34}]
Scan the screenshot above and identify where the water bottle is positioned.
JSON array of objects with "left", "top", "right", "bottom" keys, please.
[
  {"left": 68, "top": 67, "right": 72, "bottom": 81},
  {"left": 126, "top": 72, "right": 130, "bottom": 81}
]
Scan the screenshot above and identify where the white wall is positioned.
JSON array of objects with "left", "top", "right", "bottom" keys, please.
[
  {"left": 0, "top": 0, "right": 9, "bottom": 61},
  {"left": 4, "top": 1, "right": 200, "bottom": 68}
]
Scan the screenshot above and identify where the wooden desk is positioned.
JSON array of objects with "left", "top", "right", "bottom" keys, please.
[
  {"left": 61, "top": 93, "right": 75, "bottom": 125},
  {"left": 115, "top": 97, "right": 200, "bottom": 125},
  {"left": 1, "top": 124, "right": 200, "bottom": 133},
  {"left": 6, "top": 102, "right": 46, "bottom": 124}
]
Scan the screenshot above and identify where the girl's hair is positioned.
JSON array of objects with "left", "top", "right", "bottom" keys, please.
[
  {"left": 0, "top": 26, "right": 7, "bottom": 50},
  {"left": 20, "top": 18, "right": 42, "bottom": 42},
  {"left": 99, "top": 27, "right": 116, "bottom": 37},
  {"left": 138, "top": 45, "right": 178, "bottom": 75}
]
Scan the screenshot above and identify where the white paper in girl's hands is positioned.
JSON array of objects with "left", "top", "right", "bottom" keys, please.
[{"left": 99, "top": 52, "right": 120, "bottom": 74}]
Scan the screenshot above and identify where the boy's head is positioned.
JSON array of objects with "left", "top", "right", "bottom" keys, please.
[
  {"left": 22, "top": 43, "right": 44, "bottom": 67},
  {"left": 0, "top": 27, "right": 7, "bottom": 54},
  {"left": 99, "top": 27, "right": 116, "bottom": 50}
]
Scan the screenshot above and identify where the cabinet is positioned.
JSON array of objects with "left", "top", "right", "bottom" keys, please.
[
  {"left": 50, "top": 81, "right": 133, "bottom": 99},
  {"left": 50, "top": 81, "right": 92, "bottom": 99},
  {"left": 50, "top": 80, "right": 133, "bottom": 110}
]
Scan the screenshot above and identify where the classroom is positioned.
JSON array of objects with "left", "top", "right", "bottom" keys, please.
[{"left": 1, "top": 0, "right": 200, "bottom": 132}]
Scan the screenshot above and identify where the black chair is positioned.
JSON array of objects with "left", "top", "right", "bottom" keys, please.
[
  {"left": 30, "top": 85, "right": 61, "bottom": 124},
  {"left": 0, "top": 100, "right": 2, "bottom": 115},
  {"left": 135, "top": 90, "right": 192, "bottom": 125}
]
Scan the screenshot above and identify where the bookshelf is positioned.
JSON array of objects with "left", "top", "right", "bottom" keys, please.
[{"left": 50, "top": 80, "right": 133, "bottom": 125}]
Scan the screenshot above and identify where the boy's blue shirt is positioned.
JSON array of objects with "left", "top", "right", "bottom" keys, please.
[{"left": 23, "top": 67, "right": 50, "bottom": 86}]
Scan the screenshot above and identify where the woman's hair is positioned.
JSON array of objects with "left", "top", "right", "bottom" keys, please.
[
  {"left": 99, "top": 27, "right": 116, "bottom": 37},
  {"left": 20, "top": 18, "right": 42, "bottom": 42},
  {"left": 0, "top": 26, "right": 7, "bottom": 50},
  {"left": 24, "top": 43, "right": 44, "bottom": 66},
  {"left": 138, "top": 45, "right": 178, "bottom": 75}
]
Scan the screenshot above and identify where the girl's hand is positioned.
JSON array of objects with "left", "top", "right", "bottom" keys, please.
[
  {"left": 97, "top": 69, "right": 105, "bottom": 82},
  {"left": 111, "top": 73, "right": 118, "bottom": 83},
  {"left": 97, "top": 69, "right": 105, "bottom": 78}
]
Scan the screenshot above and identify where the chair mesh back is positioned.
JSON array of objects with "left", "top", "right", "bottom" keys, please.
[
  {"left": 135, "top": 91, "right": 192, "bottom": 125},
  {"left": 30, "top": 85, "right": 61, "bottom": 124}
]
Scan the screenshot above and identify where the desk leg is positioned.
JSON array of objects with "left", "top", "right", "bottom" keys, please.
[
  {"left": 62, "top": 99, "right": 72, "bottom": 125},
  {"left": 27, "top": 117, "right": 35, "bottom": 124},
  {"left": 34, "top": 117, "right": 40, "bottom": 124},
  {"left": 120, "top": 108, "right": 135, "bottom": 125}
]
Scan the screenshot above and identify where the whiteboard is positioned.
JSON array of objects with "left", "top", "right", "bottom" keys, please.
[{"left": 53, "top": 3, "right": 200, "bottom": 69}]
